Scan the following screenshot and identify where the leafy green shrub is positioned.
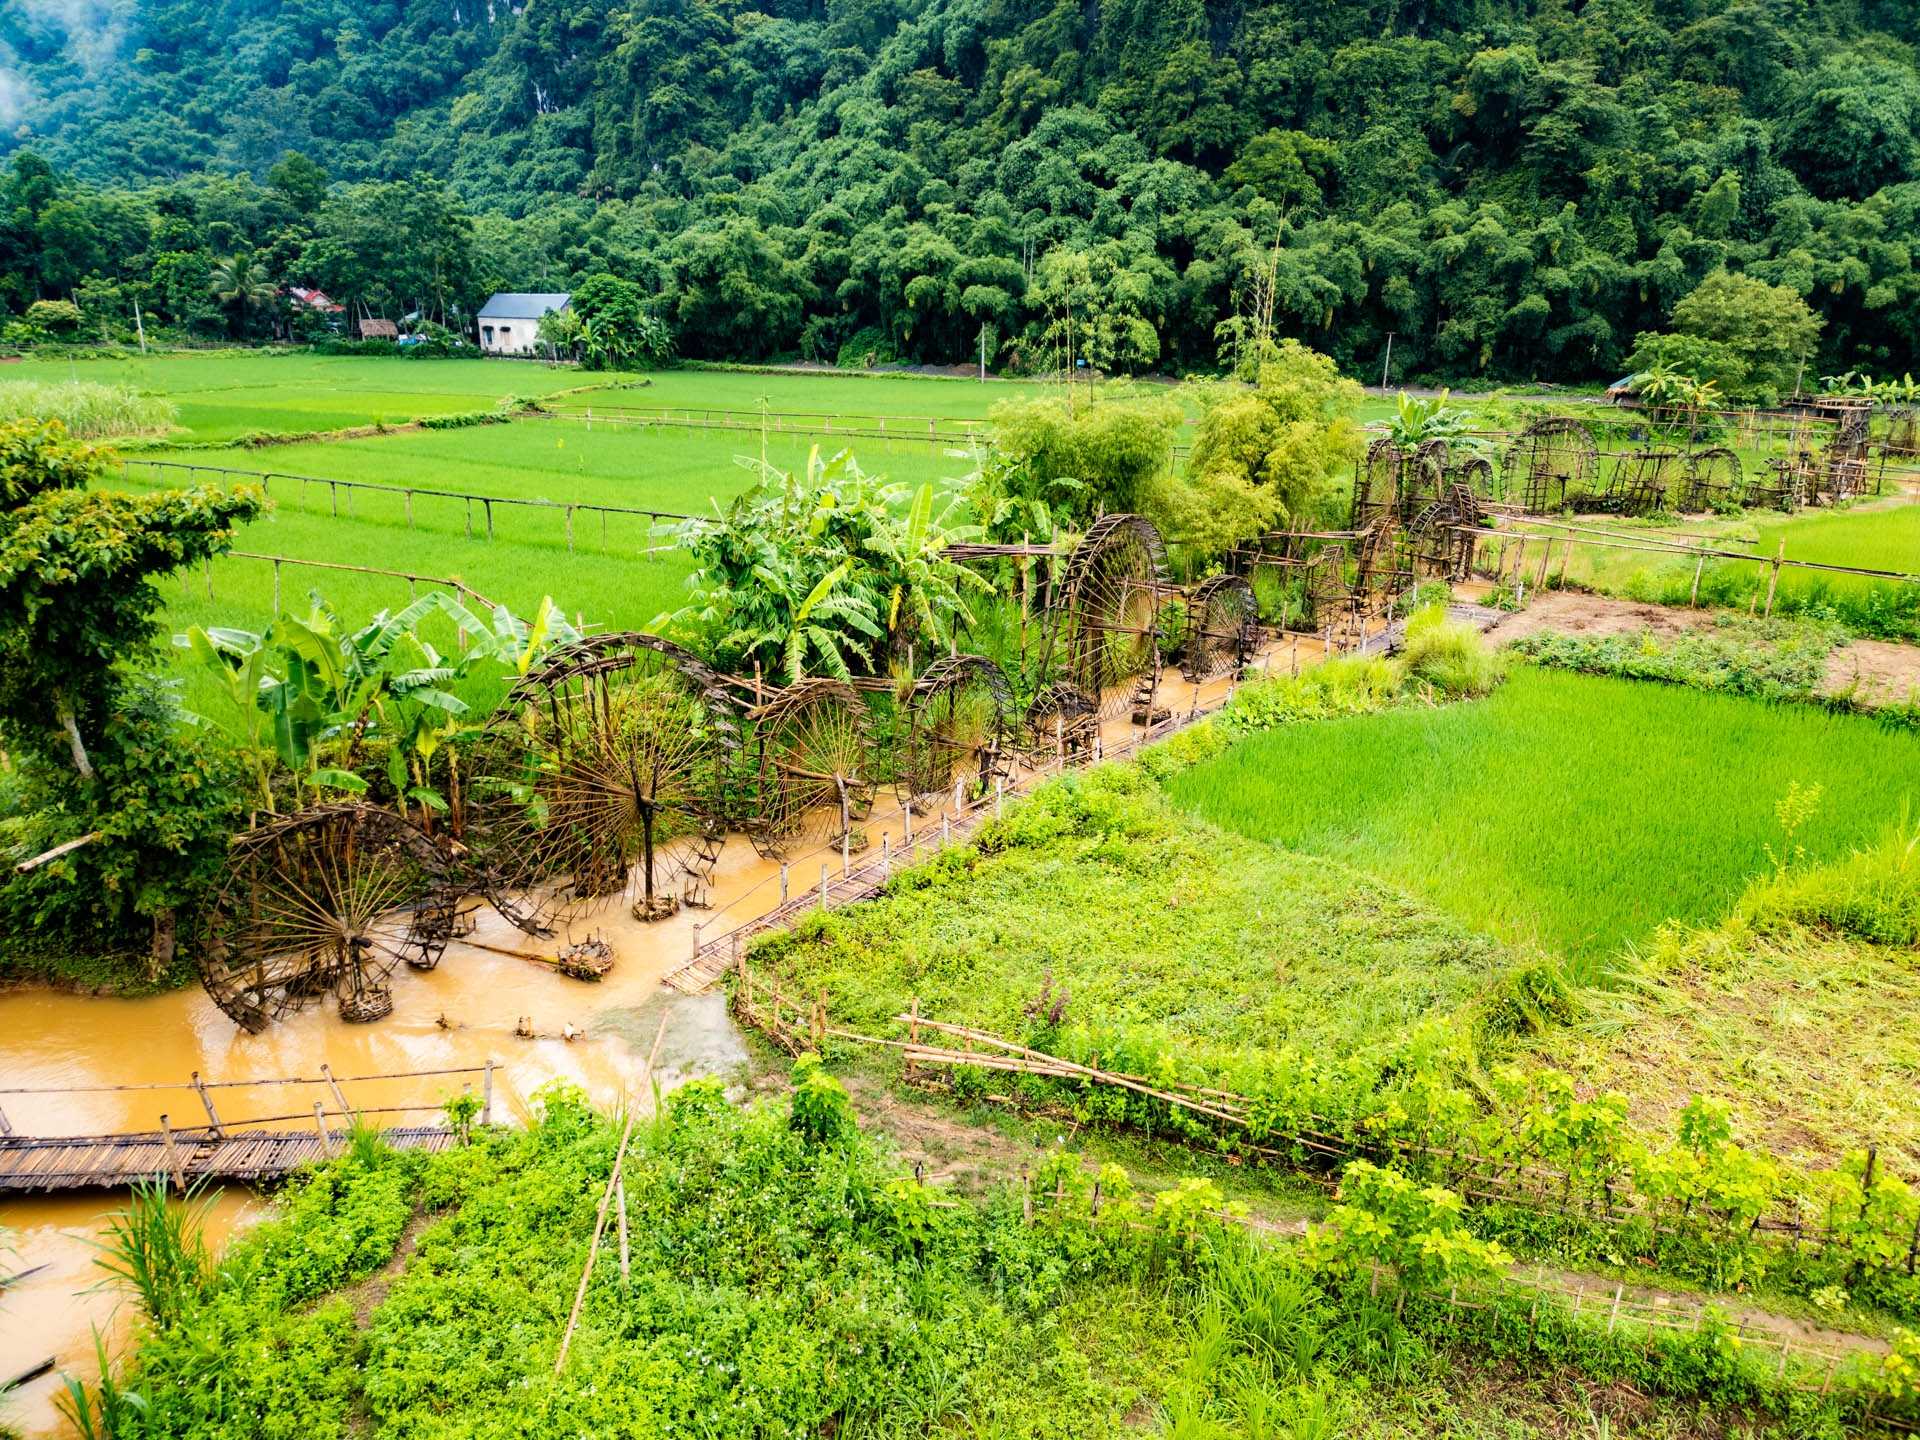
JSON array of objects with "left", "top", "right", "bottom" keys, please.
[
  {"left": 1307, "top": 1161, "right": 1512, "bottom": 1291},
  {"left": 1509, "top": 616, "right": 1843, "bottom": 704},
  {"left": 1214, "top": 655, "right": 1402, "bottom": 736}
]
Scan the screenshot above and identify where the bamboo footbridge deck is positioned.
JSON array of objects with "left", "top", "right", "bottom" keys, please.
[
  {"left": 661, "top": 605, "right": 1505, "bottom": 996},
  {"left": 0, "top": 1062, "right": 495, "bottom": 1194}
]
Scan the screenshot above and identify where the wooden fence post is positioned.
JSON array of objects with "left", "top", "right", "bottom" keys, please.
[
  {"left": 779, "top": 863, "right": 789, "bottom": 905},
  {"left": 191, "top": 1072, "right": 224, "bottom": 1138},
  {"left": 905, "top": 998, "right": 919, "bottom": 1084},
  {"left": 321, "top": 1064, "right": 351, "bottom": 1120},
  {"left": 1764, "top": 539, "right": 1784, "bottom": 617},
  {"left": 616, "top": 1174, "right": 630, "bottom": 1285},
  {"left": 481, "top": 1059, "right": 494, "bottom": 1127},
  {"left": 313, "top": 1100, "right": 335, "bottom": 1158},
  {"left": 158, "top": 1114, "right": 187, "bottom": 1193},
  {"left": 1689, "top": 552, "right": 1706, "bottom": 607},
  {"left": 819, "top": 863, "right": 829, "bottom": 909}
]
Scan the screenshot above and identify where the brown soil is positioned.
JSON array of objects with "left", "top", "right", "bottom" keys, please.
[
  {"left": 1486, "top": 590, "right": 1720, "bottom": 643},
  {"left": 1824, "top": 638, "right": 1920, "bottom": 707}
]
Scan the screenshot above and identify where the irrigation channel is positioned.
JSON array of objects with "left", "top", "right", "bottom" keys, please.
[{"left": 0, "top": 629, "right": 1332, "bottom": 1437}]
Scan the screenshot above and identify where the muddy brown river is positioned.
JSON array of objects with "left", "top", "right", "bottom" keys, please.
[{"left": 0, "top": 654, "right": 1292, "bottom": 1435}]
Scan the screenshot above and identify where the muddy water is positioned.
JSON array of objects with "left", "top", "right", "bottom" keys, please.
[{"left": 0, "top": 649, "right": 1306, "bottom": 1436}]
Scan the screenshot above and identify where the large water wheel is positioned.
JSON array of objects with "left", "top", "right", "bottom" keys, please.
[
  {"left": 198, "top": 804, "right": 459, "bottom": 1032},
  {"left": 899, "top": 655, "right": 1012, "bottom": 814},
  {"left": 468, "top": 633, "right": 739, "bottom": 934},
  {"left": 1503, "top": 417, "right": 1598, "bottom": 512},
  {"left": 1680, "top": 447, "right": 1744, "bottom": 511},
  {"left": 1406, "top": 484, "right": 1482, "bottom": 582},
  {"left": 1350, "top": 438, "right": 1403, "bottom": 531},
  {"left": 1181, "top": 575, "right": 1259, "bottom": 682},
  {"left": 1048, "top": 513, "right": 1169, "bottom": 724},
  {"left": 744, "top": 678, "right": 875, "bottom": 860},
  {"left": 1023, "top": 679, "right": 1098, "bottom": 761}
]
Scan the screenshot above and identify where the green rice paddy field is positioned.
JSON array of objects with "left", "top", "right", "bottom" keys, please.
[
  {"left": 10, "top": 351, "right": 1050, "bottom": 441},
  {"left": 111, "top": 418, "right": 982, "bottom": 713},
  {"left": 1164, "top": 666, "right": 1920, "bottom": 972}
]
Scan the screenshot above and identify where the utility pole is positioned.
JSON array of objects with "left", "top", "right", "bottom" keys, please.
[{"left": 1380, "top": 331, "right": 1397, "bottom": 392}]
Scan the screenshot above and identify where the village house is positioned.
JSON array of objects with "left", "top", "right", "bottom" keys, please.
[{"left": 477, "top": 292, "right": 570, "bottom": 355}]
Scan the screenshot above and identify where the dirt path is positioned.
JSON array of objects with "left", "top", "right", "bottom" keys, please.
[{"left": 1825, "top": 638, "right": 1920, "bottom": 706}]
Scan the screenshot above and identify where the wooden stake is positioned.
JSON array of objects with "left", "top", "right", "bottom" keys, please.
[
  {"left": 616, "top": 1176, "right": 630, "bottom": 1286},
  {"left": 481, "top": 1060, "right": 493, "bottom": 1127},
  {"left": 1764, "top": 539, "right": 1784, "bottom": 617},
  {"left": 1690, "top": 552, "right": 1706, "bottom": 606},
  {"left": 313, "top": 1100, "right": 335, "bottom": 1158}
]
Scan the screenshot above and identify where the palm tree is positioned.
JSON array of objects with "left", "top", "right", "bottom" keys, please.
[{"left": 210, "top": 254, "right": 279, "bottom": 338}]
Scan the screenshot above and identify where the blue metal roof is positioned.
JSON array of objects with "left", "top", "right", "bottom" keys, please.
[{"left": 478, "top": 292, "right": 570, "bottom": 320}]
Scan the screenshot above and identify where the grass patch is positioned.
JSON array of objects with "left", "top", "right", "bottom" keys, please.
[
  {"left": 1162, "top": 666, "right": 1920, "bottom": 972},
  {"left": 78, "top": 1073, "right": 1863, "bottom": 1440},
  {"left": 1533, "top": 918, "right": 1920, "bottom": 1175},
  {"left": 1564, "top": 504, "right": 1920, "bottom": 640},
  {"left": 753, "top": 762, "right": 1515, "bottom": 1071},
  {"left": 0, "top": 379, "right": 175, "bottom": 437}
]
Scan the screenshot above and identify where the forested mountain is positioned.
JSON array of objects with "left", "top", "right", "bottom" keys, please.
[{"left": 3, "top": 0, "right": 1917, "bottom": 379}]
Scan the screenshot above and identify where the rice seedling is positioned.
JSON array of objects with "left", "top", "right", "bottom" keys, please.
[
  {"left": 0, "top": 379, "right": 175, "bottom": 437},
  {"left": 91, "top": 1177, "right": 214, "bottom": 1330},
  {"left": 1164, "top": 666, "right": 1920, "bottom": 970}
]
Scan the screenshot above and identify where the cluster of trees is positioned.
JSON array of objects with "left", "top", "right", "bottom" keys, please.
[
  {"left": 1, "top": 0, "right": 1917, "bottom": 379},
  {"left": 0, "top": 420, "right": 261, "bottom": 976}
]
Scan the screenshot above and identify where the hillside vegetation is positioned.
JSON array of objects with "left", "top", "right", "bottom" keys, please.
[{"left": 2, "top": 0, "right": 1918, "bottom": 379}]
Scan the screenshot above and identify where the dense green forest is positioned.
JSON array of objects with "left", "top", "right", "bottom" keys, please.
[{"left": 2, "top": 0, "right": 1917, "bottom": 379}]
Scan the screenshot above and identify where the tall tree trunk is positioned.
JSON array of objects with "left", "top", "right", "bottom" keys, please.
[
  {"left": 53, "top": 690, "right": 93, "bottom": 779},
  {"left": 149, "top": 907, "right": 176, "bottom": 981}
]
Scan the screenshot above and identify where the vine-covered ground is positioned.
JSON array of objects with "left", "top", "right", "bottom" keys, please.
[{"left": 77, "top": 1071, "right": 1888, "bottom": 1440}]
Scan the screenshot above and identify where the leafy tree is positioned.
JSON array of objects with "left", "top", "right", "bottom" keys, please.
[
  {"left": 568, "top": 272, "right": 670, "bottom": 369},
  {"left": 0, "top": 420, "right": 260, "bottom": 974},
  {"left": 0, "top": 420, "right": 262, "bottom": 778},
  {"left": 1163, "top": 340, "right": 1362, "bottom": 555},
  {"left": 210, "top": 253, "right": 278, "bottom": 337},
  {"left": 662, "top": 448, "right": 981, "bottom": 681},
  {"left": 1644, "top": 271, "right": 1824, "bottom": 404},
  {"left": 985, "top": 393, "right": 1182, "bottom": 523}
]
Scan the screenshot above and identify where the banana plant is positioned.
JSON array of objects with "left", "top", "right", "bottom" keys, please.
[{"left": 176, "top": 590, "right": 584, "bottom": 817}]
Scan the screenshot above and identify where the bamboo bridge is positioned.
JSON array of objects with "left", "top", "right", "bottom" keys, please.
[{"left": 0, "top": 1062, "right": 492, "bottom": 1193}]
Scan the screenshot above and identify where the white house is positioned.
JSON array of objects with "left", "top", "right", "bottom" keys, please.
[{"left": 477, "top": 292, "right": 570, "bottom": 355}]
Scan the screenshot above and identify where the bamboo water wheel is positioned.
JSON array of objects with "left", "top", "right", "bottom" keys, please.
[
  {"left": 744, "top": 678, "right": 875, "bottom": 860},
  {"left": 1680, "top": 447, "right": 1745, "bottom": 511},
  {"left": 1047, "top": 513, "right": 1169, "bottom": 724},
  {"left": 1406, "top": 484, "right": 1482, "bottom": 582},
  {"left": 198, "top": 804, "right": 459, "bottom": 1032},
  {"left": 468, "top": 633, "right": 738, "bottom": 934},
  {"left": 1023, "top": 679, "right": 1098, "bottom": 760},
  {"left": 898, "top": 654, "right": 1012, "bottom": 814},
  {"left": 1350, "top": 438, "right": 1403, "bottom": 531},
  {"left": 1503, "top": 417, "right": 1598, "bottom": 512},
  {"left": 1181, "top": 575, "right": 1259, "bottom": 682},
  {"left": 1597, "top": 450, "right": 1677, "bottom": 515}
]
